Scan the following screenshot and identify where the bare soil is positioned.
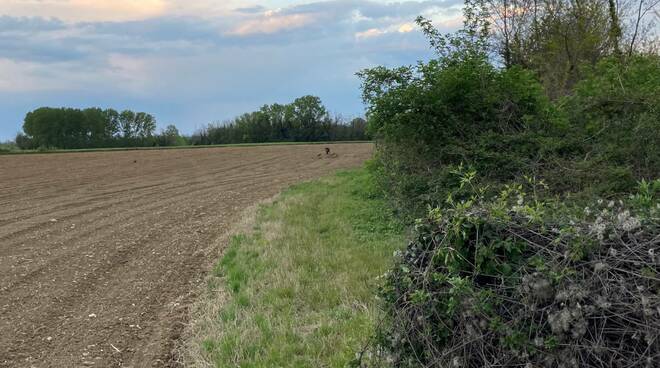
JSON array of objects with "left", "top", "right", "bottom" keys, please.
[{"left": 0, "top": 143, "right": 372, "bottom": 368}]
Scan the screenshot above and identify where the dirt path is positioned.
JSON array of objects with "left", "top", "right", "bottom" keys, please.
[{"left": 0, "top": 143, "right": 372, "bottom": 368}]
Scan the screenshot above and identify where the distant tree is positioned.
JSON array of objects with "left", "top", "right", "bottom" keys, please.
[
  {"left": 82, "top": 108, "right": 110, "bottom": 145},
  {"left": 103, "top": 109, "right": 120, "bottom": 139},
  {"left": 262, "top": 103, "right": 289, "bottom": 140},
  {"left": 289, "top": 95, "right": 330, "bottom": 141},
  {"left": 15, "top": 132, "right": 36, "bottom": 150},
  {"left": 23, "top": 107, "right": 65, "bottom": 148},
  {"left": 20, "top": 107, "right": 159, "bottom": 149},
  {"left": 163, "top": 124, "right": 179, "bottom": 138},
  {"left": 190, "top": 96, "right": 368, "bottom": 145},
  {"left": 158, "top": 124, "right": 185, "bottom": 146},
  {"left": 134, "top": 112, "right": 156, "bottom": 138},
  {"left": 119, "top": 110, "right": 136, "bottom": 139},
  {"left": 117, "top": 110, "right": 157, "bottom": 144},
  {"left": 349, "top": 117, "right": 368, "bottom": 140}
]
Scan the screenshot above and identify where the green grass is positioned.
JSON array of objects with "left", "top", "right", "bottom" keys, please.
[
  {"left": 0, "top": 141, "right": 371, "bottom": 155},
  {"left": 0, "top": 142, "right": 18, "bottom": 153},
  {"left": 188, "top": 168, "right": 403, "bottom": 367}
]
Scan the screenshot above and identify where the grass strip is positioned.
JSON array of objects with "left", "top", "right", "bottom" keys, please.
[{"left": 187, "top": 168, "right": 403, "bottom": 367}]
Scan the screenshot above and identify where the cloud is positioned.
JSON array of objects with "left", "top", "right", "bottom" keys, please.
[
  {"left": 228, "top": 11, "right": 317, "bottom": 36},
  {"left": 356, "top": 28, "right": 386, "bottom": 39},
  {"left": 0, "top": 15, "right": 65, "bottom": 32},
  {"left": 1, "top": 0, "right": 169, "bottom": 22},
  {"left": 355, "top": 21, "right": 421, "bottom": 40},
  {"left": 0, "top": 0, "right": 464, "bottom": 140},
  {"left": 234, "top": 6, "right": 268, "bottom": 14},
  {"left": 398, "top": 23, "right": 415, "bottom": 33}
]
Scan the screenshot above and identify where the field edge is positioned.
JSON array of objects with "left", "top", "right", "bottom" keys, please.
[
  {"left": 178, "top": 167, "right": 404, "bottom": 367},
  {"left": 0, "top": 141, "right": 371, "bottom": 156}
]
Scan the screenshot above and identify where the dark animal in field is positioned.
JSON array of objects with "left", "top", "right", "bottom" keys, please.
[{"left": 318, "top": 147, "right": 338, "bottom": 159}]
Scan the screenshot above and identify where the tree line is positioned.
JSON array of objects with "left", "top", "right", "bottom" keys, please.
[
  {"left": 15, "top": 107, "right": 166, "bottom": 150},
  {"left": 13, "top": 96, "right": 367, "bottom": 150},
  {"left": 191, "top": 96, "right": 367, "bottom": 145}
]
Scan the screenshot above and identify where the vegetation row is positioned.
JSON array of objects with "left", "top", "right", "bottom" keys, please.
[
  {"left": 3, "top": 96, "right": 367, "bottom": 151},
  {"left": 355, "top": 0, "right": 659, "bottom": 366}
]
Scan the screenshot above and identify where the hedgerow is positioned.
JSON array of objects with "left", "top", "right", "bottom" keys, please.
[
  {"left": 360, "top": 10, "right": 659, "bottom": 220},
  {"left": 357, "top": 2, "right": 660, "bottom": 365}
]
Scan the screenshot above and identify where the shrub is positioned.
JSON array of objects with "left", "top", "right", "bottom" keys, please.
[
  {"left": 362, "top": 17, "right": 659, "bottom": 219},
  {"left": 529, "top": 54, "right": 660, "bottom": 198},
  {"left": 563, "top": 55, "right": 660, "bottom": 184},
  {"left": 14, "top": 133, "right": 36, "bottom": 150},
  {"left": 360, "top": 173, "right": 660, "bottom": 367},
  {"left": 360, "top": 33, "right": 557, "bottom": 218},
  {"left": 0, "top": 141, "right": 17, "bottom": 153}
]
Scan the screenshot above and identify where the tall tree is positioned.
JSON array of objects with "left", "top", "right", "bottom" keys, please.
[
  {"left": 119, "top": 110, "right": 136, "bottom": 139},
  {"left": 485, "top": 0, "right": 658, "bottom": 97},
  {"left": 21, "top": 107, "right": 160, "bottom": 149},
  {"left": 289, "top": 95, "right": 330, "bottom": 141}
]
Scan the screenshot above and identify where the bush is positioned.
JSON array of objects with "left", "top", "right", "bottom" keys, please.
[
  {"left": 362, "top": 18, "right": 659, "bottom": 219},
  {"left": 528, "top": 54, "right": 660, "bottom": 198},
  {"left": 360, "top": 173, "right": 660, "bottom": 367},
  {"left": 562, "top": 55, "right": 660, "bottom": 184},
  {"left": 360, "top": 44, "right": 556, "bottom": 218},
  {"left": 0, "top": 141, "right": 17, "bottom": 153},
  {"left": 14, "top": 133, "right": 36, "bottom": 150}
]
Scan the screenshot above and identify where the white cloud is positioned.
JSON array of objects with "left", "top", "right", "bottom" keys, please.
[
  {"left": 355, "top": 21, "right": 419, "bottom": 40},
  {"left": 1, "top": 0, "right": 168, "bottom": 22},
  {"left": 228, "top": 12, "right": 317, "bottom": 36},
  {"left": 421, "top": 4, "right": 465, "bottom": 29},
  {"left": 398, "top": 23, "right": 415, "bottom": 33},
  {"left": 350, "top": 9, "right": 372, "bottom": 23},
  {"left": 355, "top": 28, "right": 386, "bottom": 39}
]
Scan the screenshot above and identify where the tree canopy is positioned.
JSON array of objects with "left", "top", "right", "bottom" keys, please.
[
  {"left": 192, "top": 96, "right": 367, "bottom": 145},
  {"left": 19, "top": 107, "right": 159, "bottom": 149}
]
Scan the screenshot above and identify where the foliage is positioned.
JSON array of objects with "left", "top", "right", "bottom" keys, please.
[
  {"left": 0, "top": 140, "right": 18, "bottom": 153},
  {"left": 191, "top": 96, "right": 368, "bottom": 145},
  {"left": 358, "top": 171, "right": 660, "bottom": 367},
  {"left": 17, "top": 107, "right": 196, "bottom": 150},
  {"left": 156, "top": 124, "right": 189, "bottom": 147},
  {"left": 485, "top": 0, "right": 659, "bottom": 98},
  {"left": 20, "top": 107, "right": 162, "bottom": 149},
  {"left": 359, "top": 13, "right": 555, "bottom": 218},
  {"left": 14, "top": 133, "right": 37, "bottom": 150},
  {"left": 563, "top": 54, "right": 660, "bottom": 182},
  {"left": 361, "top": 7, "right": 659, "bottom": 219},
  {"left": 16, "top": 97, "right": 367, "bottom": 151},
  {"left": 358, "top": 2, "right": 660, "bottom": 366}
]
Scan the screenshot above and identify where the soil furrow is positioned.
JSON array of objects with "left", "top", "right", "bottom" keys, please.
[{"left": 0, "top": 143, "right": 372, "bottom": 368}]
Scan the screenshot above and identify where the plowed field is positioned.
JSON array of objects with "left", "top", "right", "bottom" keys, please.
[{"left": 0, "top": 143, "right": 372, "bottom": 367}]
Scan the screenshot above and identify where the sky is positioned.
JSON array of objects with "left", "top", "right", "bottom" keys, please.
[{"left": 0, "top": 0, "right": 464, "bottom": 140}]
